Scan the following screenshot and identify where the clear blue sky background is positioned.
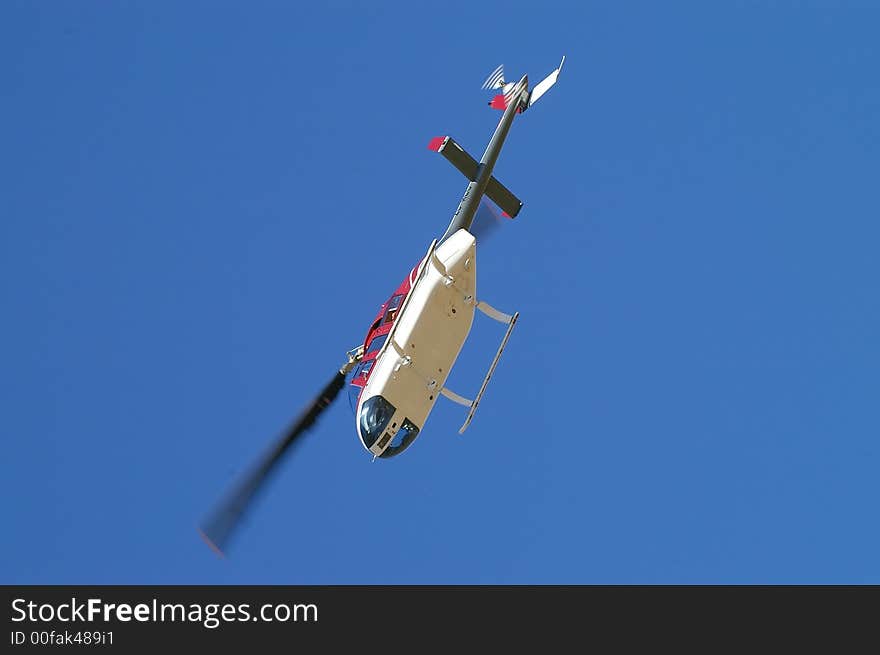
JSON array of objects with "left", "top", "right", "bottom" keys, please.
[{"left": 3, "top": 2, "right": 878, "bottom": 584}]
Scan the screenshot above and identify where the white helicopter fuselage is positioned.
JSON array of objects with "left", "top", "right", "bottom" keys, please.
[{"left": 356, "top": 229, "right": 477, "bottom": 458}]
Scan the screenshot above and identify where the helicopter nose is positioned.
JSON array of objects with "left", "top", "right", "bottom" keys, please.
[{"left": 358, "top": 395, "right": 396, "bottom": 450}]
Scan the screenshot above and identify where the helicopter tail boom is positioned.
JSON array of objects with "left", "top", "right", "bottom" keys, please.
[{"left": 437, "top": 58, "right": 564, "bottom": 242}]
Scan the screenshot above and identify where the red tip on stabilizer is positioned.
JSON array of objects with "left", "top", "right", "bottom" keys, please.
[
  {"left": 502, "top": 211, "right": 512, "bottom": 219},
  {"left": 489, "top": 95, "right": 508, "bottom": 111},
  {"left": 427, "top": 136, "right": 446, "bottom": 151}
]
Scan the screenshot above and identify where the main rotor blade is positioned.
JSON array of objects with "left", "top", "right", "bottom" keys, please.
[{"left": 199, "top": 370, "right": 346, "bottom": 556}]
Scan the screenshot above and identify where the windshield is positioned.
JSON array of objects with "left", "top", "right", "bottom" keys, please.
[
  {"left": 348, "top": 382, "right": 363, "bottom": 414},
  {"left": 348, "top": 356, "right": 375, "bottom": 414},
  {"left": 358, "top": 395, "right": 396, "bottom": 448}
]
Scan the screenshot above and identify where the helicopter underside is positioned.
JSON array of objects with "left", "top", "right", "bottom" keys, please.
[{"left": 356, "top": 229, "right": 477, "bottom": 457}]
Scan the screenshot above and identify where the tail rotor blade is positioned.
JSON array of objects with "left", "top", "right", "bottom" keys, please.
[
  {"left": 199, "top": 370, "right": 346, "bottom": 556},
  {"left": 481, "top": 64, "right": 506, "bottom": 90}
]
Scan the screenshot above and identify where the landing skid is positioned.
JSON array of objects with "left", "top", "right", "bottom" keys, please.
[{"left": 441, "top": 300, "right": 519, "bottom": 434}]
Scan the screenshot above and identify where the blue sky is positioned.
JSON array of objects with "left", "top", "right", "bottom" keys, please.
[{"left": 2, "top": 2, "right": 879, "bottom": 584}]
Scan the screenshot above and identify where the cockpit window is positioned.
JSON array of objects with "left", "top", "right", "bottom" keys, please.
[
  {"left": 351, "top": 359, "right": 373, "bottom": 383},
  {"left": 358, "top": 395, "right": 396, "bottom": 448},
  {"left": 379, "top": 418, "right": 420, "bottom": 458},
  {"left": 365, "top": 333, "right": 388, "bottom": 356},
  {"left": 382, "top": 294, "right": 404, "bottom": 325}
]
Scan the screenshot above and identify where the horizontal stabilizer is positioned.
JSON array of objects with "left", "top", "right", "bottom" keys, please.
[
  {"left": 485, "top": 177, "right": 522, "bottom": 218},
  {"left": 428, "top": 136, "right": 477, "bottom": 180},
  {"left": 428, "top": 136, "right": 523, "bottom": 218}
]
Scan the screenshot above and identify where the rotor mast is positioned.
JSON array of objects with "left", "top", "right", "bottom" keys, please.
[{"left": 440, "top": 75, "right": 528, "bottom": 243}]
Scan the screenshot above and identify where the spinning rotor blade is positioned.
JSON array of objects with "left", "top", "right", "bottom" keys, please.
[
  {"left": 199, "top": 370, "right": 347, "bottom": 556},
  {"left": 471, "top": 199, "right": 506, "bottom": 243}
]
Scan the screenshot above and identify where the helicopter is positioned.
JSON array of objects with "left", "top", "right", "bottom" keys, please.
[{"left": 200, "top": 57, "right": 565, "bottom": 555}]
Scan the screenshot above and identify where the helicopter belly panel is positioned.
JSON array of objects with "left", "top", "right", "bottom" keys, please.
[{"left": 361, "top": 229, "right": 477, "bottom": 456}]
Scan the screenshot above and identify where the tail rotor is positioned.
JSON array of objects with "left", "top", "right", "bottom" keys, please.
[{"left": 481, "top": 64, "right": 506, "bottom": 90}]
